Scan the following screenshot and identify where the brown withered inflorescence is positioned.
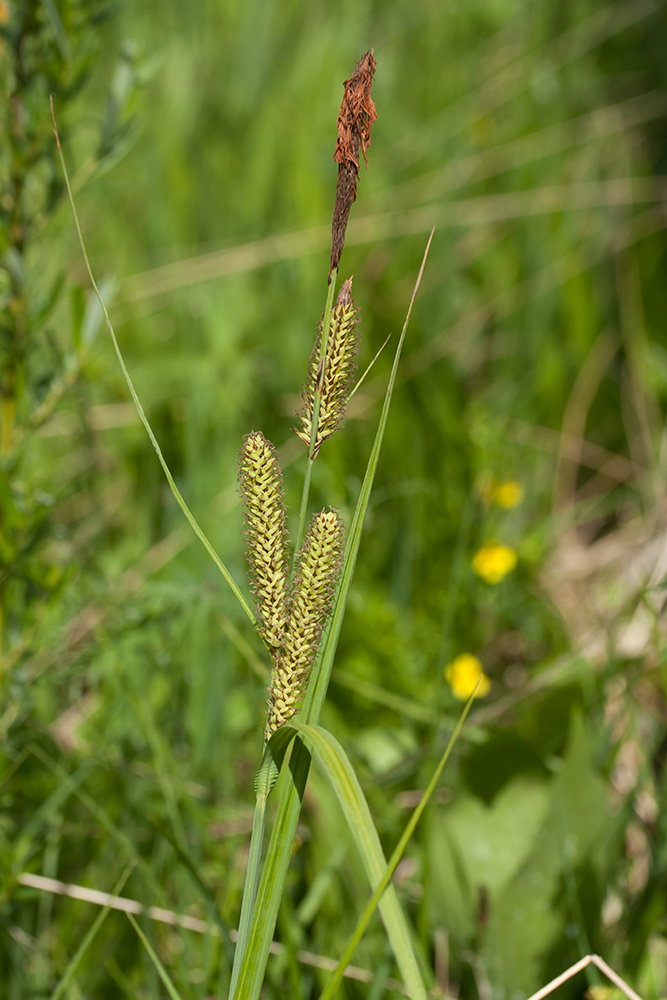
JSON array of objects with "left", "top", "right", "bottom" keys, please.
[{"left": 330, "top": 50, "right": 377, "bottom": 279}]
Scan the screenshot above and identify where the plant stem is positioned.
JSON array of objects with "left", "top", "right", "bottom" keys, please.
[
  {"left": 293, "top": 268, "right": 338, "bottom": 563},
  {"left": 227, "top": 790, "right": 268, "bottom": 999}
]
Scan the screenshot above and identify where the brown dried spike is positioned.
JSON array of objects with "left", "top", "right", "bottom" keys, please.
[{"left": 330, "top": 50, "right": 377, "bottom": 279}]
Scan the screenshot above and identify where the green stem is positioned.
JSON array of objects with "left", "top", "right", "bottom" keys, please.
[
  {"left": 51, "top": 99, "right": 256, "bottom": 629},
  {"left": 227, "top": 790, "right": 268, "bottom": 999},
  {"left": 293, "top": 268, "right": 338, "bottom": 563}
]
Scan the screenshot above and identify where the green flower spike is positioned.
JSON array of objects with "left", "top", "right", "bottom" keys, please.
[
  {"left": 296, "top": 278, "right": 360, "bottom": 456},
  {"left": 266, "top": 509, "right": 345, "bottom": 737},
  {"left": 238, "top": 431, "right": 289, "bottom": 649}
]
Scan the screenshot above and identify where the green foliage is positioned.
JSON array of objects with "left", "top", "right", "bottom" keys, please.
[{"left": 2, "top": 0, "right": 667, "bottom": 998}]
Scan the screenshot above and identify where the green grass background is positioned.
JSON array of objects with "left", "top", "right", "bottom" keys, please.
[{"left": 2, "top": 0, "right": 667, "bottom": 996}]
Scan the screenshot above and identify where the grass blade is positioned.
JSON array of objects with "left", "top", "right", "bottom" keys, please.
[
  {"left": 317, "top": 685, "right": 479, "bottom": 1000},
  {"left": 148, "top": 815, "right": 232, "bottom": 949},
  {"left": 126, "top": 910, "right": 186, "bottom": 1000},
  {"left": 226, "top": 793, "right": 268, "bottom": 998},
  {"left": 290, "top": 723, "right": 428, "bottom": 1000},
  {"left": 50, "top": 97, "right": 256, "bottom": 628},
  {"left": 49, "top": 864, "right": 134, "bottom": 1000}
]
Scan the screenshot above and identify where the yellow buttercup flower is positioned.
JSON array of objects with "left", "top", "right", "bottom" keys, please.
[
  {"left": 472, "top": 541, "right": 517, "bottom": 584},
  {"left": 493, "top": 480, "right": 524, "bottom": 508},
  {"left": 477, "top": 473, "right": 524, "bottom": 508},
  {"left": 445, "top": 654, "right": 490, "bottom": 700}
]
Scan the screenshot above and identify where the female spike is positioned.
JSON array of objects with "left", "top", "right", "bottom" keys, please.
[
  {"left": 238, "top": 432, "right": 289, "bottom": 649},
  {"left": 265, "top": 509, "right": 345, "bottom": 737}
]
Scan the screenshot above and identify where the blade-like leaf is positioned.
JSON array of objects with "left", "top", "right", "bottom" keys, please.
[
  {"left": 49, "top": 864, "right": 134, "bottom": 1000},
  {"left": 51, "top": 99, "right": 255, "bottom": 628},
  {"left": 291, "top": 724, "right": 428, "bottom": 1000},
  {"left": 230, "top": 737, "right": 311, "bottom": 1000},
  {"left": 126, "top": 911, "right": 186, "bottom": 1000},
  {"left": 318, "top": 685, "right": 479, "bottom": 1000}
]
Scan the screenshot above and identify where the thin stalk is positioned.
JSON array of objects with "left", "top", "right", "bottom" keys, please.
[
  {"left": 346, "top": 332, "right": 391, "bottom": 404},
  {"left": 227, "top": 792, "right": 268, "bottom": 998},
  {"left": 293, "top": 268, "right": 338, "bottom": 563},
  {"left": 50, "top": 99, "right": 256, "bottom": 629}
]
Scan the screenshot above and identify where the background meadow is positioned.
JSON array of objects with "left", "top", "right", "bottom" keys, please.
[{"left": 2, "top": 0, "right": 667, "bottom": 996}]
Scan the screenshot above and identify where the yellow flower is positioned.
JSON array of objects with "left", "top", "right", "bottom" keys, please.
[
  {"left": 493, "top": 480, "right": 524, "bottom": 508},
  {"left": 472, "top": 541, "right": 517, "bottom": 584},
  {"left": 0, "top": 2, "right": 10, "bottom": 26},
  {"left": 445, "top": 654, "right": 490, "bottom": 700}
]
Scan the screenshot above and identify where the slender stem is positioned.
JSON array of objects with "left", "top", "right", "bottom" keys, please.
[
  {"left": 50, "top": 99, "right": 256, "bottom": 629},
  {"left": 294, "top": 458, "right": 315, "bottom": 568},
  {"left": 293, "top": 268, "right": 338, "bottom": 563},
  {"left": 227, "top": 791, "right": 268, "bottom": 999}
]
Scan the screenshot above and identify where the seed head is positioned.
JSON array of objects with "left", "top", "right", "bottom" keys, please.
[
  {"left": 265, "top": 509, "right": 345, "bottom": 737},
  {"left": 238, "top": 432, "right": 289, "bottom": 648},
  {"left": 296, "top": 278, "right": 360, "bottom": 456}
]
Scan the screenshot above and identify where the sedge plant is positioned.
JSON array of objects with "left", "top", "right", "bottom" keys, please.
[{"left": 53, "top": 49, "right": 478, "bottom": 999}]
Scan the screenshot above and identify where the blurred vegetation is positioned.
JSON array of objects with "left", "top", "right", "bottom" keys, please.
[{"left": 2, "top": 0, "right": 667, "bottom": 997}]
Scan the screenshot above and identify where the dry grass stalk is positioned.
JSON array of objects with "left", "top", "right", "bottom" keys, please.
[
  {"left": 296, "top": 277, "right": 361, "bottom": 456},
  {"left": 16, "top": 873, "right": 410, "bottom": 992},
  {"left": 330, "top": 49, "right": 377, "bottom": 278}
]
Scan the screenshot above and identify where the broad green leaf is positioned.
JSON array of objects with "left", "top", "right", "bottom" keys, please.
[
  {"left": 484, "top": 710, "right": 613, "bottom": 995},
  {"left": 53, "top": 106, "right": 255, "bottom": 628},
  {"left": 445, "top": 776, "right": 550, "bottom": 897}
]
